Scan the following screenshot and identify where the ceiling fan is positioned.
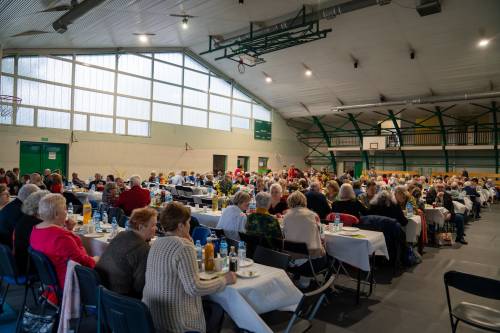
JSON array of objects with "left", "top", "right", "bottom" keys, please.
[{"left": 169, "top": 13, "right": 197, "bottom": 29}]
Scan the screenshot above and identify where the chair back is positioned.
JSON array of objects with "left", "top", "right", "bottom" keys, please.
[
  {"left": 108, "top": 207, "right": 126, "bottom": 227},
  {"left": 28, "top": 247, "right": 61, "bottom": 297},
  {"left": 210, "top": 228, "right": 225, "bottom": 238},
  {"left": 253, "top": 246, "right": 290, "bottom": 270},
  {"left": 444, "top": 270, "right": 500, "bottom": 300},
  {"left": 283, "top": 240, "right": 310, "bottom": 257},
  {"left": 75, "top": 265, "right": 101, "bottom": 308},
  {"left": 98, "top": 286, "right": 155, "bottom": 333},
  {"left": 0, "top": 244, "right": 18, "bottom": 279},
  {"left": 193, "top": 196, "right": 203, "bottom": 205},
  {"left": 175, "top": 185, "right": 185, "bottom": 196},
  {"left": 201, "top": 198, "right": 213, "bottom": 208},
  {"left": 192, "top": 226, "right": 211, "bottom": 245},
  {"left": 238, "top": 232, "right": 262, "bottom": 259},
  {"left": 325, "top": 212, "right": 360, "bottom": 226},
  {"left": 182, "top": 186, "right": 194, "bottom": 196}
]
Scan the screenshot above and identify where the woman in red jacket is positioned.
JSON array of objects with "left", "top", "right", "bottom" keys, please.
[
  {"left": 50, "top": 173, "right": 63, "bottom": 194},
  {"left": 30, "top": 194, "right": 96, "bottom": 304}
]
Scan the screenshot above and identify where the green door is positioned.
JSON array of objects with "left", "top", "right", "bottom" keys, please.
[
  {"left": 20, "top": 141, "right": 68, "bottom": 177},
  {"left": 354, "top": 161, "right": 363, "bottom": 179}
]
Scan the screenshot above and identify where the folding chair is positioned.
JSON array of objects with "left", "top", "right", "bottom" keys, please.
[{"left": 254, "top": 246, "right": 290, "bottom": 270}]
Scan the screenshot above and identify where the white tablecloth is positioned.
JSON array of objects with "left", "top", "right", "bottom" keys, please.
[
  {"left": 77, "top": 222, "right": 126, "bottom": 256},
  {"left": 209, "top": 263, "right": 302, "bottom": 333},
  {"left": 323, "top": 229, "right": 389, "bottom": 272},
  {"left": 453, "top": 201, "right": 466, "bottom": 215},
  {"left": 424, "top": 206, "right": 448, "bottom": 227},
  {"left": 463, "top": 196, "right": 473, "bottom": 211},
  {"left": 403, "top": 215, "right": 421, "bottom": 243},
  {"left": 190, "top": 207, "right": 221, "bottom": 228}
]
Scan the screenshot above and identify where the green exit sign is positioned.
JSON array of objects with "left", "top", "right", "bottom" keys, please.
[{"left": 41, "top": 137, "right": 48, "bottom": 142}]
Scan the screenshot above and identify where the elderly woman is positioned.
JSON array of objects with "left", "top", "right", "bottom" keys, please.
[
  {"left": 50, "top": 173, "right": 63, "bottom": 194},
  {"left": 216, "top": 191, "right": 251, "bottom": 240},
  {"left": 268, "top": 183, "right": 288, "bottom": 216},
  {"left": 102, "top": 182, "right": 118, "bottom": 209},
  {"left": 331, "top": 183, "right": 368, "bottom": 219},
  {"left": 394, "top": 185, "right": 417, "bottom": 211},
  {"left": 96, "top": 207, "right": 157, "bottom": 299},
  {"left": 245, "top": 192, "right": 282, "bottom": 239},
  {"left": 358, "top": 181, "right": 377, "bottom": 208},
  {"left": 30, "top": 194, "right": 96, "bottom": 301},
  {"left": 143, "top": 202, "right": 236, "bottom": 333},
  {"left": 14, "top": 190, "right": 50, "bottom": 274},
  {"left": 325, "top": 180, "right": 339, "bottom": 204},
  {"left": 368, "top": 190, "right": 408, "bottom": 226},
  {"left": 0, "top": 184, "right": 9, "bottom": 210},
  {"left": 115, "top": 177, "right": 127, "bottom": 194}
]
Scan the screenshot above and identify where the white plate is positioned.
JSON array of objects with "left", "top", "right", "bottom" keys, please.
[
  {"left": 342, "top": 227, "right": 360, "bottom": 232},
  {"left": 83, "top": 233, "right": 104, "bottom": 238},
  {"left": 239, "top": 258, "right": 254, "bottom": 267},
  {"left": 236, "top": 270, "right": 260, "bottom": 279},
  {"left": 199, "top": 271, "right": 224, "bottom": 280},
  {"left": 339, "top": 231, "right": 361, "bottom": 236}
]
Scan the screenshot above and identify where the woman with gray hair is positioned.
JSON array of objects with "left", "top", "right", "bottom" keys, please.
[
  {"left": 216, "top": 191, "right": 251, "bottom": 240},
  {"left": 14, "top": 190, "right": 50, "bottom": 274},
  {"left": 368, "top": 190, "right": 408, "bottom": 226},
  {"left": 331, "top": 183, "right": 368, "bottom": 219},
  {"left": 245, "top": 192, "right": 282, "bottom": 239},
  {"left": 268, "top": 183, "right": 288, "bottom": 216}
]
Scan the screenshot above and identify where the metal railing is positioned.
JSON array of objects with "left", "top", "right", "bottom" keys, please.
[{"left": 331, "top": 136, "right": 360, "bottom": 146}]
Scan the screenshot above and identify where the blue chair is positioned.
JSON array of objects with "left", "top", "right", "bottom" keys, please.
[
  {"left": 28, "top": 247, "right": 62, "bottom": 312},
  {"left": 191, "top": 226, "right": 211, "bottom": 246},
  {"left": 74, "top": 265, "right": 101, "bottom": 332},
  {"left": 97, "top": 286, "right": 155, "bottom": 333},
  {"left": 0, "top": 244, "right": 37, "bottom": 331}
]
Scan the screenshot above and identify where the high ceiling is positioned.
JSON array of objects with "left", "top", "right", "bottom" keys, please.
[{"left": 1, "top": 0, "right": 499, "bottom": 120}]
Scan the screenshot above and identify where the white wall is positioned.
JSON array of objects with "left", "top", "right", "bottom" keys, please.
[{"left": 0, "top": 113, "right": 306, "bottom": 179}]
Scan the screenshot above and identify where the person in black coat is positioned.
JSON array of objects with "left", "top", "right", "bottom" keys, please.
[
  {"left": 0, "top": 184, "right": 39, "bottom": 248},
  {"left": 368, "top": 190, "right": 408, "bottom": 226},
  {"left": 305, "top": 182, "right": 331, "bottom": 219},
  {"left": 331, "top": 183, "right": 368, "bottom": 219},
  {"left": 14, "top": 190, "right": 50, "bottom": 274}
]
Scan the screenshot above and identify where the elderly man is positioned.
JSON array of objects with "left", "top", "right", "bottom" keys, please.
[
  {"left": 170, "top": 171, "right": 184, "bottom": 186},
  {"left": 71, "top": 172, "right": 86, "bottom": 188},
  {"left": 88, "top": 173, "right": 106, "bottom": 190},
  {"left": 464, "top": 181, "right": 481, "bottom": 219},
  {"left": 305, "top": 182, "right": 331, "bottom": 220},
  {"left": 30, "top": 172, "right": 46, "bottom": 190},
  {"left": 427, "top": 182, "right": 467, "bottom": 244},
  {"left": 245, "top": 192, "right": 282, "bottom": 240},
  {"left": 0, "top": 183, "right": 39, "bottom": 248},
  {"left": 43, "top": 168, "right": 52, "bottom": 189},
  {"left": 116, "top": 176, "right": 151, "bottom": 216}
]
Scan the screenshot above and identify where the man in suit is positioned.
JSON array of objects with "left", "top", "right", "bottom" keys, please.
[{"left": 305, "top": 182, "right": 331, "bottom": 220}]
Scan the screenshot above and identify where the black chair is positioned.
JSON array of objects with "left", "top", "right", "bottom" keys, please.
[
  {"left": 238, "top": 232, "right": 262, "bottom": 259},
  {"left": 283, "top": 240, "right": 327, "bottom": 286},
  {"left": 210, "top": 228, "right": 225, "bottom": 238},
  {"left": 74, "top": 265, "right": 101, "bottom": 332},
  {"left": 254, "top": 246, "right": 290, "bottom": 270},
  {"left": 0, "top": 244, "right": 37, "bottom": 331},
  {"left": 107, "top": 207, "right": 127, "bottom": 227},
  {"left": 98, "top": 286, "right": 155, "bottom": 333},
  {"left": 63, "top": 192, "right": 83, "bottom": 214},
  {"left": 444, "top": 270, "right": 500, "bottom": 332},
  {"left": 201, "top": 198, "right": 213, "bottom": 208}
]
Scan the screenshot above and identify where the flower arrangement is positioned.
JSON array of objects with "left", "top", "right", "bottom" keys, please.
[{"left": 215, "top": 181, "right": 238, "bottom": 196}]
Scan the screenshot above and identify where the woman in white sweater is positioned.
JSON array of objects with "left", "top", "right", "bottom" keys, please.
[
  {"left": 143, "top": 202, "right": 236, "bottom": 333},
  {"left": 216, "top": 191, "right": 251, "bottom": 240}
]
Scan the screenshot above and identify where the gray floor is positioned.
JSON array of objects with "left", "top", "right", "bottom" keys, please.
[{"left": 4, "top": 205, "right": 500, "bottom": 333}]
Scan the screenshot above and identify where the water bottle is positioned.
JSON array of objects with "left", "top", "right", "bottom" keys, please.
[
  {"left": 335, "top": 212, "right": 341, "bottom": 232},
  {"left": 67, "top": 202, "right": 73, "bottom": 217},
  {"left": 93, "top": 211, "right": 101, "bottom": 232},
  {"left": 249, "top": 197, "right": 256, "bottom": 213},
  {"left": 406, "top": 202, "right": 414, "bottom": 217},
  {"left": 238, "top": 241, "right": 246, "bottom": 264},
  {"left": 90, "top": 184, "right": 96, "bottom": 192},
  {"left": 220, "top": 237, "right": 228, "bottom": 268},
  {"left": 102, "top": 211, "right": 108, "bottom": 224},
  {"left": 166, "top": 191, "right": 173, "bottom": 203},
  {"left": 124, "top": 217, "right": 130, "bottom": 231},
  {"left": 195, "top": 240, "right": 203, "bottom": 260},
  {"left": 111, "top": 217, "right": 118, "bottom": 238}
]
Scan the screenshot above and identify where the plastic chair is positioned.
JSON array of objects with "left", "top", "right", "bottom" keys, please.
[
  {"left": 325, "top": 212, "right": 360, "bottom": 226},
  {"left": 254, "top": 246, "right": 290, "bottom": 270},
  {"left": 444, "top": 270, "right": 500, "bottom": 332},
  {"left": 98, "top": 286, "right": 155, "bottom": 333},
  {"left": 191, "top": 226, "right": 211, "bottom": 245},
  {"left": 0, "top": 244, "right": 37, "bottom": 331},
  {"left": 74, "top": 266, "right": 101, "bottom": 332}
]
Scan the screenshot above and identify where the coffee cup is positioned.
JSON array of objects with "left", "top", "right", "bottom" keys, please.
[{"left": 214, "top": 257, "right": 224, "bottom": 272}]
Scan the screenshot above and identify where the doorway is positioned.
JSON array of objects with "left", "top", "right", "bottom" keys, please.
[
  {"left": 237, "top": 156, "right": 249, "bottom": 172},
  {"left": 213, "top": 155, "right": 227, "bottom": 175},
  {"left": 258, "top": 157, "right": 269, "bottom": 174},
  {"left": 19, "top": 141, "right": 68, "bottom": 177}
]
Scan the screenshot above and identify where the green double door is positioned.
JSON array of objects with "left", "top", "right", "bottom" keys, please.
[{"left": 20, "top": 141, "right": 68, "bottom": 177}]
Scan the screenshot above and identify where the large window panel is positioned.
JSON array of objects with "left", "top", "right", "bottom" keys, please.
[
  {"left": 183, "top": 88, "right": 207, "bottom": 109},
  {"left": 75, "top": 64, "right": 115, "bottom": 92},
  {"left": 184, "top": 56, "right": 208, "bottom": 73},
  {"left": 153, "top": 61, "right": 182, "bottom": 85},
  {"left": 117, "top": 73, "right": 150, "bottom": 99},
  {"left": 183, "top": 108, "right": 207, "bottom": 128},
  {"left": 232, "top": 100, "right": 251, "bottom": 118},
  {"left": 74, "top": 89, "right": 113, "bottom": 116},
  {"left": 37, "top": 109, "right": 70, "bottom": 129},
  {"left": 115, "top": 118, "right": 126, "bottom": 134},
  {"left": 153, "top": 81, "right": 182, "bottom": 105},
  {"left": 155, "top": 53, "right": 183, "bottom": 66},
  {"left": 17, "top": 79, "right": 71, "bottom": 110},
  {"left": 73, "top": 113, "right": 87, "bottom": 131},
  {"left": 127, "top": 120, "right": 149, "bottom": 136},
  {"left": 1, "top": 57, "right": 14, "bottom": 74},
  {"left": 118, "top": 54, "right": 151, "bottom": 78},
  {"left": 184, "top": 69, "right": 208, "bottom": 91},
  {"left": 89, "top": 115, "right": 113, "bottom": 133},
  {"left": 253, "top": 104, "right": 271, "bottom": 121},
  {"left": 152, "top": 103, "right": 181, "bottom": 124},
  {"left": 16, "top": 107, "right": 34, "bottom": 126},
  {"left": 18, "top": 56, "right": 72, "bottom": 84},
  {"left": 232, "top": 116, "right": 250, "bottom": 129},
  {"left": 76, "top": 54, "right": 116, "bottom": 70},
  {"left": 209, "top": 112, "right": 230, "bottom": 131},
  {"left": 233, "top": 88, "right": 252, "bottom": 102},
  {"left": 210, "top": 76, "right": 231, "bottom": 96},
  {"left": 1, "top": 75, "right": 14, "bottom": 96},
  {"left": 116, "top": 96, "right": 150, "bottom": 120},
  {"left": 209, "top": 95, "right": 230, "bottom": 114}
]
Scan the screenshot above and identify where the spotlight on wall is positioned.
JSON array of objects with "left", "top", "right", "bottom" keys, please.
[
  {"left": 303, "top": 63, "right": 312, "bottom": 77},
  {"left": 478, "top": 38, "right": 490, "bottom": 48},
  {"left": 410, "top": 49, "right": 416, "bottom": 59},
  {"left": 263, "top": 72, "right": 272, "bottom": 83}
]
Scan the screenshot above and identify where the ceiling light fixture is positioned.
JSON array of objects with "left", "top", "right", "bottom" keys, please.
[
  {"left": 133, "top": 32, "right": 155, "bottom": 43},
  {"left": 478, "top": 38, "right": 490, "bottom": 48},
  {"left": 263, "top": 72, "right": 272, "bottom": 83},
  {"left": 182, "top": 17, "right": 189, "bottom": 29},
  {"left": 303, "top": 63, "right": 312, "bottom": 77},
  {"left": 138, "top": 34, "right": 148, "bottom": 43}
]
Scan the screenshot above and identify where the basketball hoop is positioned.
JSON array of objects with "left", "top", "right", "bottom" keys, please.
[
  {"left": 0, "top": 95, "right": 21, "bottom": 117},
  {"left": 368, "top": 149, "right": 376, "bottom": 156}
]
